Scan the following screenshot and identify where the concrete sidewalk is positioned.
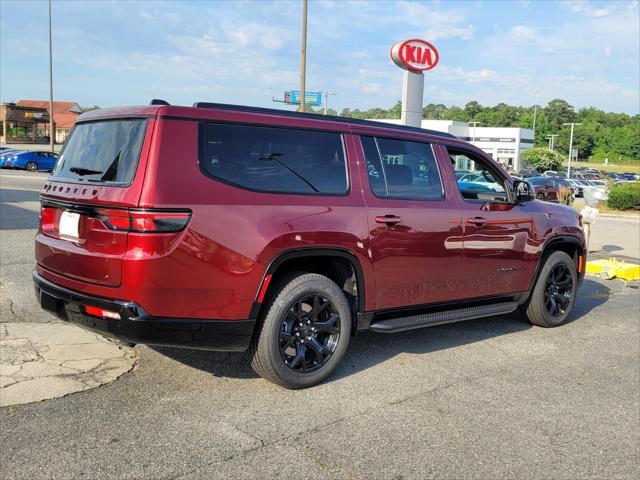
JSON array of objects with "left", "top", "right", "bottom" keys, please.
[{"left": 0, "top": 322, "right": 136, "bottom": 407}]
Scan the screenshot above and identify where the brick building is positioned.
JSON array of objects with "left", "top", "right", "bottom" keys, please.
[{"left": 16, "top": 100, "right": 82, "bottom": 143}]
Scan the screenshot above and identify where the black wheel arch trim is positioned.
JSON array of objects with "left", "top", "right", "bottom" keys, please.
[
  {"left": 520, "top": 234, "right": 584, "bottom": 305},
  {"left": 248, "top": 247, "right": 366, "bottom": 320}
]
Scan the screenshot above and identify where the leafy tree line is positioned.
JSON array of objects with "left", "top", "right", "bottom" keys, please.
[{"left": 315, "top": 99, "right": 639, "bottom": 162}]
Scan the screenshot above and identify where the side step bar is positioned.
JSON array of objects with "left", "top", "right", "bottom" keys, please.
[{"left": 369, "top": 301, "right": 519, "bottom": 333}]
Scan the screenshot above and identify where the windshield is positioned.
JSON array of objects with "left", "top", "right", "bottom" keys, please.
[
  {"left": 52, "top": 119, "right": 147, "bottom": 184},
  {"left": 527, "top": 177, "right": 546, "bottom": 185}
]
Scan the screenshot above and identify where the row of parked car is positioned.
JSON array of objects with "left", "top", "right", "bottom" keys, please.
[
  {"left": 0, "top": 147, "right": 59, "bottom": 172},
  {"left": 455, "top": 169, "right": 615, "bottom": 202}
]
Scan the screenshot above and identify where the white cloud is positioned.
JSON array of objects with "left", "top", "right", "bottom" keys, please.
[
  {"left": 401, "top": 2, "right": 476, "bottom": 40},
  {"left": 362, "top": 83, "right": 383, "bottom": 93},
  {"left": 562, "top": 0, "right": 610, "bottom": 17},
  {"left": 507, "top": 25, "right": 537, "bottom": 42},
  {"left": 438, "top": 66, "right": 497, "bottom": 83}
]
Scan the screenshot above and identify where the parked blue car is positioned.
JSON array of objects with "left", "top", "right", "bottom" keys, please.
[
  {"left": 0, "top": 149, "right": 21, "bottom": 168},
  {"left": 2, "top": 150, "right": 59, "bottom": 172}
]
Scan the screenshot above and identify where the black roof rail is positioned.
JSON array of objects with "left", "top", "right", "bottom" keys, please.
[
  {"left": 191, "top": 101, "right": 456, "bottom": 139},
  {"left": 150, "top": 99, "right": 171, "bottom": 106}
]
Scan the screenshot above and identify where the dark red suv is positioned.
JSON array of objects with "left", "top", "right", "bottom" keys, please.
[{"left": 34, "top": 102, "right": 585, "bottom": 388}]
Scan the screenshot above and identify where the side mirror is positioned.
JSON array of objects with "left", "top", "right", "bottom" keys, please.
[{"left": 513, "top": 180, "right": 535, "bottom": 202}]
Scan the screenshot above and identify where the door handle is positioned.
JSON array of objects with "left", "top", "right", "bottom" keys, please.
[
  {"left": 466, "top": 216, "right": 488, "bottom": 227},
  {"left": 375, "top": 215, "right": 403, "bottom": 226}
]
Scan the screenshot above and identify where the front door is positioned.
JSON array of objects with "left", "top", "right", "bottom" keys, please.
[
  {"left": 444, "top": 145, "right": 535, "bottom": 298},
  {"left": 357, "top": 135, "right": 463, "bottom": 311}
]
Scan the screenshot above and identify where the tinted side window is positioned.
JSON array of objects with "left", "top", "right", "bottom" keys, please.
[
  {"left": 447, "top": 147, "right": 508, "bottom": 202},
  {"left": 201, "top": 124, "right": 347, "bottom": 195},
  {"left": 361, "top": 136, "right": 443, "bottom": 200}
]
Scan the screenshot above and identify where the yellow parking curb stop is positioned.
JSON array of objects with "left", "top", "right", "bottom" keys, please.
[{"left": 585, "top": 258, "right": 640, "bottom": 281}]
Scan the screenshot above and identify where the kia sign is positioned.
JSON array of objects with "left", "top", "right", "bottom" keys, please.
[{"left": 390, "top": 39, "right": 439, "bottom": 72}]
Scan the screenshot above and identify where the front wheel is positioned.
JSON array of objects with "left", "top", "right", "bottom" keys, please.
[
  {"left": 250, "top": 272, "right": 352, "bottom": 389},
  {"left": 25, "top": 161, "right": 38, "bottom": 172},
  {"left": 524, "top": 251, "right": 578, "bottom": 327},
  {"left": 536, "top": 193, "right": 545, "bottom": 201}
]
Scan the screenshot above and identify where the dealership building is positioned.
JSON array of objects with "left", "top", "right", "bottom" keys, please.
[{"left": 370, "top": 119, "right": 534, "bottom": 173}]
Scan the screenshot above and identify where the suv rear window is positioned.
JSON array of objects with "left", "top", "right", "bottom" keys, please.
[
  {"left": 201, "top": 123, "right": 348, "bottom": 195},
  {"left": 361, "top": 136, "right": 444, "bottom": 201},
  {"left": 51, "top": 119, "right": 147, "bottom": 184}
]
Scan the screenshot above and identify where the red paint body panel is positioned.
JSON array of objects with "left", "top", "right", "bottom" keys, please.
[{"left": 34, "top": 104, "right": 585, "bottom": 327}]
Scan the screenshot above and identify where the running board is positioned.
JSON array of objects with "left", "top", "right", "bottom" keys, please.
[{"left": 369, "top": 301, "right": 519, "bottom": 333}]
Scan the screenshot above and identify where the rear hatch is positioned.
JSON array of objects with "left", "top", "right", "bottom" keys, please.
[{"left": 36, "top": 117, "right": 152, "bottom": 287}]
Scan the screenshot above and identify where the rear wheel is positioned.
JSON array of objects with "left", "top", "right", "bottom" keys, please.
[
  {"left": 250, "top": 272, "right": 351, "bottom": 389},
  {"left": 525, "top": 251, "right": 577, "bottom": 327},
  {"left": 25, "top": 161, "right": 38, "bottom": 172},
  {"left": 536, "top": 193, "right": 545, "bottom": 201}
]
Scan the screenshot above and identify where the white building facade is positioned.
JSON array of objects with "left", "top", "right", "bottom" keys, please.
[{"left": 369, "top": 119, "right": 534, "bottom": 173}]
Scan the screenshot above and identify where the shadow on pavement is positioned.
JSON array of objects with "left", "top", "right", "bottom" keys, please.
[
  {"left": 0, "top": 188, "right": 41, "bottom": 230},
  {"left": 154, "top": 277, "right": 611, "bottom": 382}
]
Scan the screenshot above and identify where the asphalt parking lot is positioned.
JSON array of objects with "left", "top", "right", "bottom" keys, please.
[{"left": 1, "top": 169, "right": 639, "bottom": 479}]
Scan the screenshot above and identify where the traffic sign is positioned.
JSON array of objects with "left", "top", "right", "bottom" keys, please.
[{"left": 290, "top": 90, "right": 323, "bottom": 106}]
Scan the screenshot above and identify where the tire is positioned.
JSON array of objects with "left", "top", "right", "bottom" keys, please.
[
  {"left": 26, "top": 162, "right": 38, "bottom": 172},
  {"left": 536, "top": 193, "right": 545, "bottom": 201},
  {"left": 525, "top": 251, "right": 578, "bottom": 327},
  {"left": 250, "top": 272, "right": 352, "bottom": 389}
]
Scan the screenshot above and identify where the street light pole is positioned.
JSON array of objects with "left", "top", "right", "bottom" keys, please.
[
  {"left": 298, "top": 0, "right": 308, "bottom": 113},
  {"left": 532, "top": 90, "right": 539, "bottom": 144},
  {"left": 48, "top": 0, "right": 55, "bottom": 152},
  {"left": 546, "top": 134, "right": 558, "bottom": 151},
  {"left": 562, "top": 122, "right": 582, "bottom": 178},
  {"left": 323, "top": 91, "right": 335, "bottom": 115}
]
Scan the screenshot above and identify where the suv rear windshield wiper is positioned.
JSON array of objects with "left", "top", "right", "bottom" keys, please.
[
  {"left": 260, "top": 153, "right": 319, "bottom": 193},
  {"left": 69, "top": 167, "right": 103, "bottom": 176}
]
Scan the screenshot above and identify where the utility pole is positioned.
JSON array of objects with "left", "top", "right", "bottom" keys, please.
[
  {"left": 546, "top": 134, "right": 558, "bottom": 151},
  {"left": 298, "top": 0, "right": 308, "bottom": 113},
  {"left": 323, "top": 91, "right": 335, "bottom": 115},
  {"left": 532, "top": 89, "right": 539, "bottom": 143},
  {"left": 562, "top": 122, "right": 582, "bottom": 178},
  {"left": 48, "top": 0, "right": 55, "bottom": 152}
]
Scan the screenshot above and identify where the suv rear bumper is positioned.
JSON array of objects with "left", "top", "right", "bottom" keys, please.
[{"left": 33, "top": 272, "right": 255, "bottom": 352}]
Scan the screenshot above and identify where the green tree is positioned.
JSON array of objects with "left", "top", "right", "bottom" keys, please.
[
  {"left": 443, "top": 106, "right": 468, "bottom": 122},
  {"left": 464, "top": 101, "right": 483, "bottom": 119},
  {"left": 423, "top": 103, "right": 447, "bottom": 119},
  {"left": 522, "top": 147, "right": 566, "bottom": 172},
  {"left": 544, "top": 99, "right": 576, "bottom": 130}
]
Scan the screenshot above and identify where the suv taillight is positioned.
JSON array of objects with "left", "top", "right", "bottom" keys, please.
[{"left": 96, "top": 209, "right": 191, "bottom": 233}]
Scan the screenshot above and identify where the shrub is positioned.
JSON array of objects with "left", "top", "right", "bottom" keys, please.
[
  {"left": 557, "top": 186, "right": 573, "bottom": 206},
  {"left": 522, "top": 148, "right": 566, "bottom": 173},
  {"left": 607, "top": 182, "right": 640, "bottom": 210}
]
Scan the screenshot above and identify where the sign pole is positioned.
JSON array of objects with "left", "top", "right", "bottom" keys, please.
[
  {"left": 298, "top": 0, "right": 308, "bottom": 113},
  {"left": 390, "top": 39, "right": 439, "bottom": 129},
  {"left": 48, "top": 0, "right": 55, "bottom": 152},
  {"left": 400, "top": 70, "right": 424, "bottom": 128}
]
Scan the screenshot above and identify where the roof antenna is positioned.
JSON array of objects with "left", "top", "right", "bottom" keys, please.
[{"left": 150, "top": 99, "right": 170, "bottom": 106}]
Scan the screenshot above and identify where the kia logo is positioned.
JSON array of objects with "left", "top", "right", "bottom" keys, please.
[{"left": 390, "top": 39, "right": 439, "bottom": 72}]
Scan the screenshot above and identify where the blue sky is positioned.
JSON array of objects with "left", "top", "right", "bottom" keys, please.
[{"left": 1, "top": 0, "right": 638, "bottom": 114}]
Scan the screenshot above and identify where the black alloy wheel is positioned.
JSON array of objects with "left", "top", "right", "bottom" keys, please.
[
  {"left": 544, "top": 264, "right": 574, "bottom": 317},
  {"left": 250, "top": 272, "right": 352, "bottom": 389},
  {"left": 279, "top": 295, "right": 340, "bottom": 373},
  {"left": 524, "top": 250, "right": 578, "bottom": 328},
  {"left": 26, "top": 161, "right": 38, "bottom": 172}
]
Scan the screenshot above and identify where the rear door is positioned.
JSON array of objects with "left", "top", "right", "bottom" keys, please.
[
  {"left": 36, "top": 118, "right": 153, "bottom": 287},
  {"left": 357, "top": 135, "right": 463, "bottom": 310}
]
